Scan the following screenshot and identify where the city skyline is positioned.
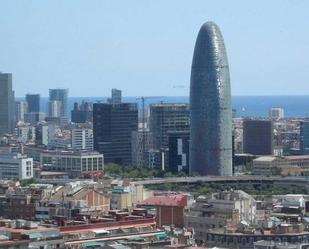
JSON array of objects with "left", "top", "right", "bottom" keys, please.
[{"left": 0, "top": 1, "right": 309, "bottom": 97}]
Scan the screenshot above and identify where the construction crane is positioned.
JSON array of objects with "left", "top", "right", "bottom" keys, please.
[{"left": 136, "top": 96, "right": 163, "bottom": 168}]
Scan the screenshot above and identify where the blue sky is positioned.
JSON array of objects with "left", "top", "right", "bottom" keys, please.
[{"left": 1, "top": 0, "right": 309, "bottom": 97}]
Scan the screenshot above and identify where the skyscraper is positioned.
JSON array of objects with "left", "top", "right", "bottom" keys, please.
[
  {"left": 93, "top": 103, "right": 138, "bottom": 165},
  {"left": 49, "top": 89, "right": 68, "bottom": 117},
  {"left": 189, "top": 22, "right": 232, "bottom": 176},
  {"left": 107, "top": 88, "right": 122, "bottom": 105},
  {"left": 25, "top": 94, "right": 40, "bottom": 113},
  {"left": 243, "top": 119, "right": 274, "bottom": 155},
  {"left": 150, "top": 103, "right": 190, "bottom": 150},
  {"left": 0, "top": 72, "right": 15, "bottom": 134}
]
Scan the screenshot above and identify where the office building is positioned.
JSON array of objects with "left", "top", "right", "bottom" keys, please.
[
  {"left": 0, "top": 72, "right": 15, "bottom": 134},
  {"left": 189, "top": 22, "right": 232, "bottom": 176},
  {"left": 269, "top": 107, "right": 284, "bottom": 120},
  {"left": 71, "top": 128, "right": 93, "bottom": 151},
  {"left": 25, "top": 94, "right": 40, "bottom": 113},
  {"left": 49, "top": 89, "right": 68, "bottom": 117},
  {"left": 48, "top": 100, "right": 62, "bottom": 118},
  {"left": 300, "top": 121, "right": 309, "bottom": 154},
  {"left": 131, "top": 130, "right": 153, "bottom": 168},
  {"left": 168, "top": 131, "right": 189, "bottom": 174},
  {"left": 71, "top": 101, "right": 93, "bottom": 123},
  {"left": 93, "top": 102, "right": 138, "bottom": 165},
  {"left": 149, "top": 103, "right": 189, "bottom": 150},
  {"left": 107, "top": 88, "right": 122, "bottom": 105},
  {"left": 0, "top": 153, "right": 33, "bottom": 180},
  {"left": 15, "top": 101, "right": 28, "bottom": 122},
  {"left": 243, "top": 119, "right": 274, "bottom": 155},
  {"left": 40, "top": 150, "right": 104, "bottom": 177}
]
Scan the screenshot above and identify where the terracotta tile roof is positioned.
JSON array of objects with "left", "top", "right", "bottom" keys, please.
[{"left": 138, "top": 194, "right": 187, "bottom": 207}]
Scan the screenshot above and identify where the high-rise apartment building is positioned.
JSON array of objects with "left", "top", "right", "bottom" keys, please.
[
  {"left": 0, "top": 72, "right": 15, "bottom": 134},
  {"left": 149, "top": 103, "right": 190, "bottom": 150},
  {"left": 93, "top": 103, "right": 138, "bottom": 165},
  {"left": 243, "top": 119, "right": 274, "bottom": 155},
  {"left": 25, "top": 94, "right": 40, "bottom": 113},
  {"left": 49, "top": 89, "right": 68, "bottom": 117},
  {"left": 189, "top": 22, "right": 232, "bottom": 176},
  {"left": 71, "top": 128, "right": 94, "bottom": 151}
]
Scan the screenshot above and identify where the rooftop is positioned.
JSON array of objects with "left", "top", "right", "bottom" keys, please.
[{"left": 138, "top": 194, "right": 187, "bottom": 207}]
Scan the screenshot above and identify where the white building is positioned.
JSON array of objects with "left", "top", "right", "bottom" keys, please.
[
  {"left": 0, "top": 153, "right": 33, "bottom": 179},
  {"left": 269, "top": 107, "right": 284, "bottom": 120},
  {"left": 71, "top": 128, "right": 93, "bottom": 151},
  {"left": 16, "top": 124, "right": 36, "bottom": 143}
]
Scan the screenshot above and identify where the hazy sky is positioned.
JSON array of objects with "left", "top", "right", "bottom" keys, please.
[{"left": 1, "top": 0, "right": 309, "bottom": 97}]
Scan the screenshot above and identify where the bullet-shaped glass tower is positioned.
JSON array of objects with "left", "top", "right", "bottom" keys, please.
[{"left": 189, "top": 22, "right": 232, "bottom": 176}]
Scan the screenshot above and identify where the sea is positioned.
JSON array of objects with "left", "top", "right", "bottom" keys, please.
[{"left": 16, "top": 96, "right": 309, "bottom": 118}]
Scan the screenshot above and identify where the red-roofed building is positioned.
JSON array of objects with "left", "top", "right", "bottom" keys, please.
[{"left": 137, "top": 194, "right": 187, "bottom": 228}]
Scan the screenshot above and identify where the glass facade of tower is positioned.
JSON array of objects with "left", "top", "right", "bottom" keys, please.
[
  {"left": 49, "top": 89, "right": 68, "bottom": 117},
  {"left": 0, "top": 73, "right": 15, "bottom": 134},
  {"left": 93, "top": 103, "right": 138, "bottom": 165},
  {"left": 189, "top": 22, "right": 232, "bottom": 176},
  {"left": 25, "top": 94, "right": 40, "bottom": 113},
  {"left": 150, "top": 103, "right": 190, "bottom": 150},
  {"left": 300, "top": 121, "right": 309, "bottom": 154}
]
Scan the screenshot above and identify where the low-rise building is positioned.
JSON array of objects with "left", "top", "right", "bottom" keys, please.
[
  {"left": 40, "top": 150, "right": 104, "bottom": 178},
  {"left": 253, "top": 155, "right": 309, "bottom": 175},
  {"left": 138, "top": 194, "right": 187, "bottom": 228},
  {"left": 0, "top": 153, "right": 33, "bottom": 180},
  {"left": 0, "top": 219, "right": 63, "bottom": 249},
  {"left": 185, "top": 190, "right": 256, "bottom": 244}
]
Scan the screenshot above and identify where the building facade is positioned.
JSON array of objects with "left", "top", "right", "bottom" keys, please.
[
  {"left": 49, "top": 89, "right": 68, "bottom": 117},
  {"left": 71, "top": 128, "right": 94, "bottom": 151},
  {"left": 243, "top": 119, "right": 274, "bottom": 155},
  {"left": 189, "top": 22, "right": 232, "bottom": 176},
  {"left": 168, "top": 131, "right": 190, "bottom": 174},
  {"left": 0, "top": 153, "right": 33, "bottom": 179},
  {"left": 300, "top": 121, "right": 309, "bottom": 154},
  {"left": 131, "top": 130, "right": 153, "bottom": 168},
  {"left": 48, "top": 100, "right": 62, "bottom": 118},
  {"left": 149, "top": 103, "right": 190, "bottom": 150},
  {"left": 15, "top": 101, "right": 28, "bottom": 122},
  {"left": 40, "top": 150, "right": 104, "bottom": 177},
  {"left": 25, "top": 94, "right": 40, "bottom": 113},
  {"left": 269, "top": 107, "right": 284, "bottom": 120},
  {"left": 93, "top": 103, "right": 138, "bottom": 165},
  {"left": 71, "top": 101, "right": 93, "bottom": 123},
  {"left": 0, "top": 72, "right": 15, "bottom": 134}
]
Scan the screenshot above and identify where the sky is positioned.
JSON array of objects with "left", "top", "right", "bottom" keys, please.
[{"left": 0, "top": 0, "right": 309, "bottom": 97}]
